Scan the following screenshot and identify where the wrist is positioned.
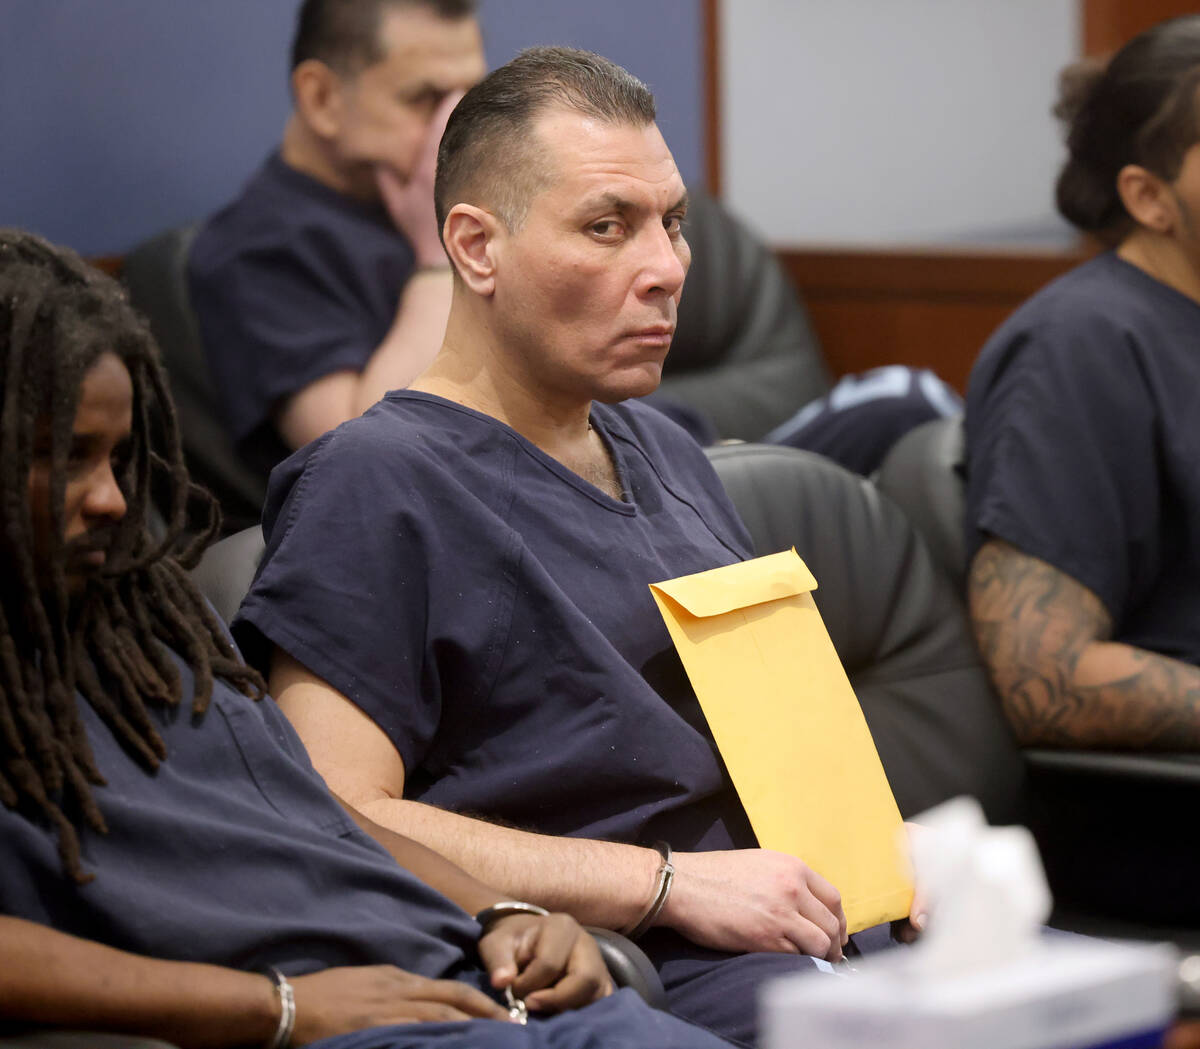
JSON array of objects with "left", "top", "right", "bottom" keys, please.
[
  {"left": 474, "top": 900, "right": 550, "bottom": 935},
  {"left": 653, "top": 848, "right": 691, "bottom": 933},
  {"left": 262, "top": 968, "right": 296, "bottom": 1049},
  {"left": 624, "top": 844, "right": 661, "bottom": 929},
  {"left": 622, "top": 842, "right": 674, "bottom": 940}
]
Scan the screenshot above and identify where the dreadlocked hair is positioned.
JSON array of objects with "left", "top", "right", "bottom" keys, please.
[{"left": 0, "top": 229, "right": 265, "bottom": 884}]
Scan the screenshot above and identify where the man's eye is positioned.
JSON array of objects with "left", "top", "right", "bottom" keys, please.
[
  {"left": 64, "top": 454, "right": 91, "bottom": 479},
  {"left": 590, "top": 221, "right": 622, "bottom": 237},
  {"left": 65, "top": 443, "right": 91, "bottom": 469},
  {"left": 403, "top": 88, "right": 445, "bottom": 113},
  {"left": 111, "top": 444, "right": 133, "bottom": 474},
  {"left": 664, "top": 213, "right": 686, "bottom": 235}
]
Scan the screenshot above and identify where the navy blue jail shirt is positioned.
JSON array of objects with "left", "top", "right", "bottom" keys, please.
[
  {"left": 965, "top": 251, "right": 1200, "bottom": 664},
  {"left": 0, "top": 652, "right": 478, "bottom": 979},
  {"left": 235, "top": 394, "right": 758, "bottom": 852},
  {"left": 189, "top": 151, "right": 414, "bottom": 474}
]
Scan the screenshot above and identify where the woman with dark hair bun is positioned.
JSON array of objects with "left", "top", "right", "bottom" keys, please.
[
  {"left": 1054, "top": 17, "right": 1200, "bottom": 245},
  {"left": 963, "top": 16, "right": 1200, "bottom": 754}
]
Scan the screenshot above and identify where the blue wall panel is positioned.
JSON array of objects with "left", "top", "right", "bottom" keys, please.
[{"left": 1, "top": 1, "right": 704, "bottom": 256}]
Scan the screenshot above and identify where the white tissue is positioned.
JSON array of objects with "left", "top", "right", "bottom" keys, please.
[{"left": 905, "top": 796, "right": 1052, "bottom": 977}]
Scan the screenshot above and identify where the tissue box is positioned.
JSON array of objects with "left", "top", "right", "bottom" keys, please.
[{"left": 762, "top": 936, "right": 1177, "bottom": 1049}]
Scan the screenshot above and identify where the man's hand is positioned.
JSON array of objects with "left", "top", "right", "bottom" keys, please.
[
  {"left": 658, "top": 849, "right": 847, "bottom": 960},
  {"left": 891, "top": 822, "right": 929, "bottom": 945},
  {"left": 376, "top": 90, "right": 464, "bottom": 267},
  {"left": 290, "top": 965, "right": 510, "bottom": 1043},
  {"left": 477, "top": 913, "right": 613, "bottom": 1014}
]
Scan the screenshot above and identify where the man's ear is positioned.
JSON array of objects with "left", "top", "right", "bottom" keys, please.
[
  {"left": 443, "top": 204, "right": 500, "bottom": 296},
  {"left": 1116, "top": 164, "right": 1178, "bottom": 235},
  {"left": 292, "top": 59, "right": 345, "bottom": 140}
]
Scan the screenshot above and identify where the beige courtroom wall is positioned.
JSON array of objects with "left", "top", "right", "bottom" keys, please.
[{"left": 719, "top": 1, "right": 1079, "bottom": 245}]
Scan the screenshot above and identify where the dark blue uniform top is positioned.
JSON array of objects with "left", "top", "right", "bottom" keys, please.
[
  {"left": 0, "top": 654, "right": 476, "bottom": 979},
  {"left": 189, "top": 152, "right": 414, "bottom": 473},
  {"left": 965, "top": 251, "right": 1200, "bottom": 663},
  {"left": 235, "top": 394, "right": 757, "bottom": 852}
]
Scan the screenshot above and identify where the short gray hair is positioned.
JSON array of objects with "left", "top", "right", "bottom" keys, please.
[{"left": 434, "top": 46, "right": 657, "bottom": 236}]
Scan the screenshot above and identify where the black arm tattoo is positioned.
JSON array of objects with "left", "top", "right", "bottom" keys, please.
[{"left": 967, "top": 540, "right": 1200, "bottom": 749}]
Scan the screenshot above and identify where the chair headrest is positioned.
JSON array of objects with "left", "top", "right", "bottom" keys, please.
[
  {"left": 874, "top": 415, "right": 967, "bottom": 591},
  {"left": 191, "top": 525, "right": 266, "bottom": 629}
]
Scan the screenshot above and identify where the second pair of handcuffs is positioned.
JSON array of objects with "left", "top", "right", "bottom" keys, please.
[{"left": 475, "top": 901, "right": 553, "bottom": 1026}]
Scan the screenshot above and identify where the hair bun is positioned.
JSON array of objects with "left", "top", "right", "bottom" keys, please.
[
  {"left": 1055, "top": 156, "right": 1123, "bottom": 234},
  {"left": 1053, "top": 56, "right": 1107, "bottom": 127}
]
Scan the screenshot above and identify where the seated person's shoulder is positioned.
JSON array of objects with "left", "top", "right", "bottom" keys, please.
[
  {"left": 978, "top": 253, "right": 1181, "bottom": 370},
  {"left": 263, "top": 396, "right": 490, "bottom": 517},
  {"left": 967, "top": 253, "right": 1185, "bottom": 424},
  {"left": 191, "top": 155, "right": 302, "bottom": 274},
  {"left": 192, "top": 152, "right": 405, "bottom": 277}
]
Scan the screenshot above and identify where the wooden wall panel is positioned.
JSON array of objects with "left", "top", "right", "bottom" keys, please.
[
  {"left": 778, "top": 246, "right": 1090, "bottom": 392},
  {"left": 1083, "top": 0, "right": 1199, "bottom": 55},
  {"left": 90, "top": 256, "right": 123, "bottom": 278}
]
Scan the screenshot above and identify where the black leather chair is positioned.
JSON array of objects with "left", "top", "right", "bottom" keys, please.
[
  {"left": 122, "top": 226, "right": 268, "bottom": 535},
  {"left": 191, "top": 523, "right": 266, "bottom": 627},
  {"left": 873, "top": 415, "right": 968, "bottom": 593},
  {"left": 660, "top": 191, "right": 830, "bottom": 441},
  {"left": 874, "top": 417, "right": 1200, "bottom": 942}
]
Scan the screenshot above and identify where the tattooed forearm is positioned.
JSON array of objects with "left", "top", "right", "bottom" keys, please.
[{"left": 967, "top": 540, "right": 1200, "bottom": 749}]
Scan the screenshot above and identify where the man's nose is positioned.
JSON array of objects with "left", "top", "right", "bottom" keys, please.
[
  {"left": 637, "top": 226, "right": 687, "bottom": 298},
  {"left": 83, "top": 461, "right": 128, "bottom": 523}
]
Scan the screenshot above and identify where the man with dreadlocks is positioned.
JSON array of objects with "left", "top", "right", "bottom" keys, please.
[{"left": 0, "top": 228, "right": 737, "bottom": 1049}]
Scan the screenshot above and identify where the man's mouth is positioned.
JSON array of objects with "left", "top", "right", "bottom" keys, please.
[
  {"left": 63, "top": 533, "right": 114, "bottom": 573},
  {"left": 625, "top": 325, "right": 675, "bottom": 346}
]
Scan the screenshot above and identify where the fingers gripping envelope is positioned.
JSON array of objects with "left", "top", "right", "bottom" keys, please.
[{"left": 650, "top": 548, "right": 913, "bottom": 933}]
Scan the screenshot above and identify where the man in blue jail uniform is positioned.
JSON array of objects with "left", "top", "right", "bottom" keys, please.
[
  {"left": 190, "top": 0, "right": 485, "bottom": 476},
  {"left": 237, "top": 47, "right": 913, "bottom": 1049}
]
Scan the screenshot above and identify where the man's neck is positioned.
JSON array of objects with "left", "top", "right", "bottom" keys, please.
[
  {"left": 1117, "top": 230, "right": 1200, "bottom": 307},
  {"left": 411, "top": 308, "right": 593, "bottom": 457},
  {"left": 280, "top": 115, "right": 373, "bottom": 203}
]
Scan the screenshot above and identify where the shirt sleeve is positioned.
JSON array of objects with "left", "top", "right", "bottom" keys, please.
[
  {"left": 189, "top": 237, "right": 385, "bottom": 444},
  {"left": 964, "top": 315, "right": 1160, "bottom": 619},
  {"left": 232, "top": 424, "right": 442, "bottom": 775}
]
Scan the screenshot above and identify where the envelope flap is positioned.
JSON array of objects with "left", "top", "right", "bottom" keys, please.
[{"left": 649, "top": 548, "right": 819, "bottom": 618}]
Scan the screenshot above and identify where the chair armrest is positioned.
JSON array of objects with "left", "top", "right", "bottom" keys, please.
[
  {"left": 1025, "top": 749, "right": 1200, "bottom": 786},
  {"left": 586, "top": 928, "right": 667, "bottom": 1010},
  {"left": 1025, "top": 748, "right": 1200, "bottom": 931}
]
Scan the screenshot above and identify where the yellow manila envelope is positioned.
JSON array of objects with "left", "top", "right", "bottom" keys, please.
[{"left": 649, "top": 548, "right": 913, "bottom": 933}]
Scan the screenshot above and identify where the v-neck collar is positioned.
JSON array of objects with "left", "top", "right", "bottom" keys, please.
[{"left": 384, "top": 391, "right": 638, "bottom": 515}]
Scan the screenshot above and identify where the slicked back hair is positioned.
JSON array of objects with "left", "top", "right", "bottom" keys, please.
[
  {"left": 1055, "top": 15, "right": 1200, "bottom": 245},
  {"left": 434, "top": 46, "right": 657, "bottom": 240},
  {"left": 0, "top": 230, "right": 264, "bottom": 884},
  {"left": 290, "top": 0, "right": 477, "bottom": 76}
]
